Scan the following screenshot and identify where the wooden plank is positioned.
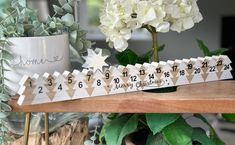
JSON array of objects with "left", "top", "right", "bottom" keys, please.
[{"left": 9, "top": 81, "right": 235, "bottom": 113}]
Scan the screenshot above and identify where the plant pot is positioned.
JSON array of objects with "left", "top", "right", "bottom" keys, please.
[{"left": 5, "top": 34, "right": 71, "bottom": 93}]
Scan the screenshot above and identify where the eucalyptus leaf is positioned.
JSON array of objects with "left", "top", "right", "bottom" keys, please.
[
  {"left": 18, "top": 0, "right": 26, "bottom": 7},
  {"left": 146, "top": 133, "right": 169, "bottom": 145},
  {"left": 68, "top": 0, "right": 76, "bottom": 7},
  {"left": 53, "top": 5, "right": 64, "bottom": 15},
  {"left": 146, "top": 114, "right": 180, "bottom": 135},
  {"left": 192, "top": 128, "right": 215, "bottom": 145},
  {"left": 2, "top": 49, "right": 14, "bottom": 60},
  {"left": 0, "top": 102, "right": 12, "bottom": 112},
  {"left": 70, "top": 30, "right": 77, "bottom": 44},
  {"left": 62, "top": 3, "right": 73, "bottom": 14},
  {"left": 163, "top": 117, "right": 193, "bottom": 145},
  {"left": 61, "top": 13, "right": 74, "bottom": 27},
  {"left": 0, "top": 112, "right": 9, "bottom": 119},
  {"left": 0, "top": 93, "right": 10, "bottom": 102},
  {"left": 59, "top": 0, "right": 67, "bottom": 6},
  {"left": 104, "top": 114, "right": 139, "bottom": 145}
]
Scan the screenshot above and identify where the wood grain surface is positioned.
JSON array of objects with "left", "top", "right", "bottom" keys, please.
[{"left": 9, "top": 81, "right": 235, "bottom": 113}]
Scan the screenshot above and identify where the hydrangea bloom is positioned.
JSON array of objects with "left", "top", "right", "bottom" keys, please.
[{"left": 99, "top": 0, "right": 203, "bottom": 52}]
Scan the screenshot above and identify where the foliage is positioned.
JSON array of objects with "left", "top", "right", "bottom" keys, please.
[
  {"left": 196, "top": 39, "right": 229, "bottom": 56},
  {"left": 115, "top": 45, "right": 165, "bottom": 66},
  {"left": 100, "top": 114, "right": 224, "bottom": 145},
  {"left": 0, "top": 0, "right": 92, "bottom": 143},
  {"left": 222, "top": 114, "right": 235, "bottom": 123},
  {"left": 0, "top": 38, "right": 13, "bottom": 144},
  {"left": 197, "top": 39, "right": 235, "bottom": 126}
]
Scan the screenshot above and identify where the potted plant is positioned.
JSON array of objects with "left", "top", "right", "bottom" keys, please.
[{"left": 0, "top": 0, "right": 91, "bottom": 143}]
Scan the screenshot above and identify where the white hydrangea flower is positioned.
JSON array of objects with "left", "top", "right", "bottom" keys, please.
[
  {"left": 165, "top": 0, "right": 203, "bottom": 32},
  {"left": 99, "top": 0, "right": 203, "bottom": 51}
]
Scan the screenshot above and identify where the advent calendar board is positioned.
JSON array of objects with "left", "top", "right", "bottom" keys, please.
[{"left": 17, "top": 55, "right": 233, "bottom": 105}]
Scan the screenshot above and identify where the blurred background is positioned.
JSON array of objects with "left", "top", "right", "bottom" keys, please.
[{"left": 36, "top": 0, "right": 235, "bottom": 144}]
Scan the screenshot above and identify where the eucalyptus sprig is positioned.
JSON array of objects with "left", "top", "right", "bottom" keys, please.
[
  {"left": 0, "top": 38, "right": 13, "bottom": 144},
  {"left": 0, "top": 0, "right": 92, "bottom": 143}
]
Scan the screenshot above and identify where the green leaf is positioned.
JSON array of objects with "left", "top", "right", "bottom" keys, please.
[
  {"left": 115, "top": 49, "right": 138, "bottom": 66},
  {"left": 68, "top": 0, "right": 76, "bottom": 6},
  {"left": 146, "top": 114, "right": 180, "bottom": 135},
  {"left": 58, "top": 0, "right": 67, "bottom": 6},
  {"left": 104, "top": 114, "right": 139, "bottom": 145},
  {"left": 222, "top": 114, "right": 235, "bottom": 123},
  {"left": 0, "top": 93, "right": 10, "bottom": 102},
  {"left": 146, "top": 133, "right": 169, "bottom": 145},
  {"left": 53, "top": 5, "right": 64, "bottom": 15},
  {"left": 61, "top": 13, "right": 74, "bottom": 27},
  {"left": 49, "top": 21, "right": 56, "bottom": 29},
  {"left": 0, "top": 112, "right": 9, "bottom": 119},
  {"left": 197, "top": 39, "right": 210, "bottom": 56},
  {"left": 137, "top": 50, "right": 153, "bottom": 64},
  {"left": 63, "top": 3, "right": 73, "bottom": 14},
  {"left": 2, "top": 49, "right": 14, "bottom": 60},
  {"left": 0, "top": 102, "right": 12, "bottom": 112},
  {"left": 70, "top": 30, "right": 77, "bottom": 44},
  {"left": 210, "top": 48, "right": 229, "bottom": 56},
  {"left": 158, "top": 44, "right": 165, "bottom": 52},
  {"left": 192, "top": 128, "right": 215, "bottom": 145},
  {"left": 194, "top": 114, "right": 226, "bottom": 145},
  {"left": 163, "top": 117, "right": 193, "bottom": 145},
  {"left": 18, "top": 0, "right": 26, "bottom": 7}
]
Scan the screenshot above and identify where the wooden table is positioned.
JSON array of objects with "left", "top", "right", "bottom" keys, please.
[
  {"left": 9, "top": 81, "right": 235, "bottom": 145},
  {"left": 10, "top": 81, "right": 235, "bottom": 113}
]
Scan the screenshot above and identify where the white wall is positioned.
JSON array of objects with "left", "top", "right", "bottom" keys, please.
[{"left": 93, "top": 0, "right": 235, "bottom": 62}]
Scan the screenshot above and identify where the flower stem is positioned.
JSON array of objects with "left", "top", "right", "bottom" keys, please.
[{"left": 151, "top": 31, "right": 159, "bottom": 62}]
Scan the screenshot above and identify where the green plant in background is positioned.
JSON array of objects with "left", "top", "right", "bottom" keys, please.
[
  {"left": 99, "top": 39, "right": 230, "bottom": 145},
  {"left": 196, "top": 39, "right": 229, "bottom": 57},
  {"left": 0, "top": 0, "right": 92, "bottom": 143},
  {"left": 0, "top": 38, "right": 13, "bottom": 144},
  {"left": 197, "top": 39, "right": 235, "bottom": 127},
  {"left": 100, "top": 113, "right": 226, "bottom": 145},
  {"left": 115, "top": 45, "right": 165, "bottom": 66}
]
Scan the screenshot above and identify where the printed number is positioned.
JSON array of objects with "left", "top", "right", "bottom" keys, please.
[
  {"left": 58, "top": 84, "right": 62, "bottom": 90},
  {"left": 29, "top": 81, "right": 32, "bottom": 87},
  {"left": 123, "top": 71, "right": 128, "bottom": 77},
  {"left": 172, "top": 66, "right": 177, "bottom": 72},
  {"left": 105, "top": 73, "right": 110, "bottom": 79},
  {"left": 224, "top": 64, "right": 230, "bottom": 70},
  {"left": 156, "top": 68, "right": 161, "bottom": 73},
  {"left": 180, "top": 70, "right": 185, "bottom": 76},
  {"left": 68, "top": 76, "right": 73, "bottom": 84},
  {"left": 48, "top": 79, "right": 53, "bottom": 86},
  {"left": 139, "top": 70, "right": 145, "bottom": 75},
  {"left": 202, "top": 62, "right": 208, "bottom": 68},
  {"left": 188, "top": 64, "right": 193, "bottom": 70},
  {"left": 217, "top": 60, "right": 223, "bottom": 66},
  {"left": 78, "top": 82, "right": 83, "bottom": 88},
  {"left": 97, "top": 80, "right": 101, "bottom": 86},
  {"left": 38, "top": 86, "right": 43, "bottom": 94},
  {"left": 164, "top": 72, "right": 170, "bottom": 78},
  {"left": 114, "top": 78, "right": 120, "bottom": 84},
  {"left": 194, "top": 68, "right": 201, "bottom": 74},
  {"left": 209, "top": 66, "right": 216, "bottom": 72},
  {"left": 148, "top": 74, "right": 154, "bottom": 80},
  {"left": 87, "top": 74, "right": 91, "bottom": 81},
  {"left": 131, "top": 76, "right": 137, "bottom": 82}
]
